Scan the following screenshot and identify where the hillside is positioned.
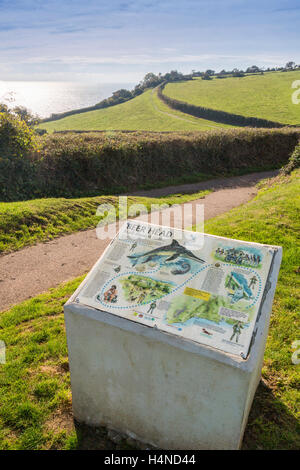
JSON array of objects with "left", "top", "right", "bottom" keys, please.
[
  {"left": 163, "top": 71, "right": 300, "bottom": 125},
  {"left": 38, "top": 89, "right": 231, "bottom": 133}
]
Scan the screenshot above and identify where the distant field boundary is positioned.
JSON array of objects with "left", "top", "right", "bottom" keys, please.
[
  {"left": 40, "top": 100, "right": 127, "bottom": 124},
  {"left": 158, "top": 82, "right": 287, "bottom": 128},
  {"left": 52, "top": 129, "right": 203, "bottom": 134}
]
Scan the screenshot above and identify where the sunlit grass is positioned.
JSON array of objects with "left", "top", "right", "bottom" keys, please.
[
  {"left": 38, "top": 89, "right": 230, "bottom": 133},
  {"left": 165, "top": 71, "right": 300, "bottom": 124},
  {"left": 0, "top": 189, "right": 211, "bottom": 253},
  {"left": 201, "top": 170, "right": 300, "bottom": 449}
]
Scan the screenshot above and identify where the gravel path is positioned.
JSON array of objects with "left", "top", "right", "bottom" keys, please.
[{"left": 0, "top": 170, "right": 277, "bottom": 311}]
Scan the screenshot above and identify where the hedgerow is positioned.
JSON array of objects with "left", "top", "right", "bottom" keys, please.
[
  {"left": 0, "top": 113, "right": 39, "bottom": 200},
  {"left": 0, "top": 128, "right": 299, "bottom": 201},
  {"left": 281, "top": 140, "right": 300, "bottom": 174},
  {"left": 0, "top": 112, "right": 37, "bottom": 158}
]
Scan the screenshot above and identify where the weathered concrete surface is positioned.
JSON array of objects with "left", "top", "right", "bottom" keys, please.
[
  {"left": 65, "top": 247, "right": 282, "bottom": 450},
  {"left": 0, "top": 170, "right": 277, "bottom": 311}
]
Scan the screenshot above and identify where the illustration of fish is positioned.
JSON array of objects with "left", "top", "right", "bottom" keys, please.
[{"left": 128, "top": 239, "right": 205, "bottom": 274}]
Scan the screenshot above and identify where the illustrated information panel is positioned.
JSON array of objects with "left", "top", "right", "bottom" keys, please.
[{"left": 76, "top": 222, "right": 276, "bottom": 357}]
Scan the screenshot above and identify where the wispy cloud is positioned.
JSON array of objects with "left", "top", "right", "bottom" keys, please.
[
  {"left": 0, "top": 0, "right": 299, "bottom": 81},
  {"left": 273, "top": 6, "right": 300, "bottom": 12},
  {"left": 20, "top": 52, "right": 291, "bottom": 67}
]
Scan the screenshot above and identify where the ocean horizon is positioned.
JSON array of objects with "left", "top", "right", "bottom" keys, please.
[{"left": 0, "top": 80, "right": 134, "bottom": 119}]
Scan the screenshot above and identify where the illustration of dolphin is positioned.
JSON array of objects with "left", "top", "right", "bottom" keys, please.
[{"left": 128, "top": 239, "right": 205, "bottom": 274}]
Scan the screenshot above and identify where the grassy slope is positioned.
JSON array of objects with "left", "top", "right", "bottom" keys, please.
[
  {"left": 203, "top": 171, "right": 300, "bottom": 449},
  {"left": 0, "top": 171, "right": 299, "bottom": 449},
  {"left": 0, "top": 189, "right": 211, "bottom": 254},
  {"left": 164, "top": 71, "right": 300, "bottom": 125},
  {"left": 38, "top": 89, "right": 230, "bottom": 133}
]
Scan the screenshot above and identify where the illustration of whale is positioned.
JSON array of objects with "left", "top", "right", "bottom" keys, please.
[{"left": 128, "top": 239, "right": 205, "bottom": 275}]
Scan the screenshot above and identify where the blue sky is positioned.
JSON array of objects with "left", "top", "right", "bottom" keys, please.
[{"left": 1, "top": 0, "right": 300, "bottom": 83}]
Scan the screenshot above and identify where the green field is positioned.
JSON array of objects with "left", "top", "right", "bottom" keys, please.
[
  {"left": 38, "top": 89, "right": 230, "bottom": 133},
  {"left": 164, "top": 71, "right": 300, "bottom": 125},
  {"left": 0, "top": 171, "right": 299, "bottom": 449}
]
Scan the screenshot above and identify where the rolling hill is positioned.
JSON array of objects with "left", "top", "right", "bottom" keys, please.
[
  {"left": 163, "top": 71, "right": 300, "bottom": 125},
  {"left": 38, "top": 89, "right": 231, "bottom": 133}
]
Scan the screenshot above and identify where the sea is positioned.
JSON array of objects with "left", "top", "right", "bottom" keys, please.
[{"left": 0, "top": 81, "right": 134, "bottom": 119}]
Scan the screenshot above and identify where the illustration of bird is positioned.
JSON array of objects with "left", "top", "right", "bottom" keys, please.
[{"left": 202, "top": 328, "right": 212, "bottom": 336}]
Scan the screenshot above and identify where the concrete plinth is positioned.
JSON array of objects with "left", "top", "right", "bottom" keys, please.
[{"left": 64, "top": 245, "right": 281, "bottom": 450}]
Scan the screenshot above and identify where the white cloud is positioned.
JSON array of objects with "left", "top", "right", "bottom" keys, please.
[{"left": 21, "top": 53, "right": 290, "bottom": 67}]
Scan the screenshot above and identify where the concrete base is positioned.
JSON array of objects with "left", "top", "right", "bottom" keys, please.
[{"left": 64, "top": 248, "right": 282, "bottom": 450}]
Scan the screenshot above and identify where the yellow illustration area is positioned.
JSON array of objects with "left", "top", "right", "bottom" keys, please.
[{"left": 183, "top": 287, "right": 211, "bottom": 301}]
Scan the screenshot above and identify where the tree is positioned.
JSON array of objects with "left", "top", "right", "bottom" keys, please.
[
  {"left": 132, "top": 84, "right": 143, "bottom": 97},
  {"left": 112, "top": 89, "right": 132, "bottom": 100},
  {"left": 286, "top": 61, "right": 296, "bottom": 69},
  {"left": 0, "top": 103, "right": 9, "bottom": 113},
  {"left": 0, "top": 111, "right": 37, "bottom": 159},
  {"left": 141, "top": 73, "right": 162, "bottom": 88},
  {"left": 164, "top": 70, "right": 184, "bottom": 82},
  {"left": 202, "top": 73, "right": 212, "bottom": 80},
  {"left": 246, "top": 65, "right": 260, "bottom": 73},
  {"left": 12, "top": 105, "right": 39, "bottom": 127},
  {"left": 232, "top": 69, "right": 245, "bottom": 77},
  {"left": 191, "top": 71, "right": 203, "bottom": 77}
]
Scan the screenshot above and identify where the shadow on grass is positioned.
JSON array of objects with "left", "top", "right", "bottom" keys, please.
[
  {"left": 128, "top": 168, "right": 279, "bottom": 198},
  {"left": 242, "top": 381, "right": 300, "bottom": 450}
]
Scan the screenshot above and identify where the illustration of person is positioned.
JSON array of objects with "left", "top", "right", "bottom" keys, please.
[
  {"left": 130, "top": 242, "right": 137, "bottom": 252},
  {"left": 147, "top": 301, "right": 157, "bottom": 315},
  {"left": 104, "top": 285, "right": 118, "bottom": 303},
  {"left": 248, "top": 276, "right": 258, "bottom": 290},
  {"left": 138, "top": 292, "right": 146, "bottom": 304},
  {"left": 230, "top": 321, "right": 244, "bottom": 343}
]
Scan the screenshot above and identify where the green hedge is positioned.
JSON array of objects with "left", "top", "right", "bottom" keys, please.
[
  {"left": 281, "top": 139, "right": 300, "bottom": 174},
  {"left": 0, "top": 112, "right": 37, "bottom": 158},
  {"left": 1, "top": 128, "right": 299, "bottom": 201},
  {"left": 158, "top": 83, "right": 285, "bottom": 128}
]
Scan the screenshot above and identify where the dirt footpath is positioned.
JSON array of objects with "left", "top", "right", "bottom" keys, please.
[{"left": 0, "top": 170, "right": 277, "bottom": 311}]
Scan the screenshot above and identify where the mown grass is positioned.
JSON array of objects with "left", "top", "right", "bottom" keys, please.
[
  {"left": 0, "top": 171, "right": 299, "bottom": 449},
  {"left": 202, "top": 170, "right": 300, "bottom": 449},
  {"left": 38, "top": 89, "right": 229, "bottom": 133},
  {"left": 164, "top": 71, "right": 300, "bottom": 125},
  {"left": 0, "top": 189, "right": 211, "bottom": 253},
  {"left": 150, "top": 88, "right": 231, "bottom": 129}
]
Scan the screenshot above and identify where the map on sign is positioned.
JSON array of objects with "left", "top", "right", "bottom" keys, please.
[{"left": 76, "top": 221, "right": 276, "bottom": 357}]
